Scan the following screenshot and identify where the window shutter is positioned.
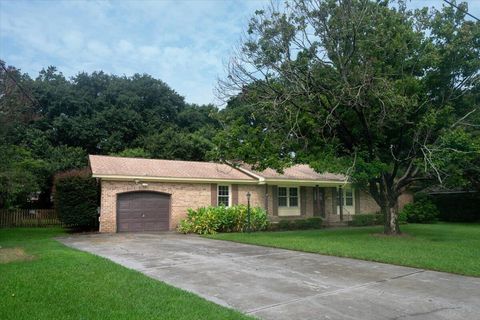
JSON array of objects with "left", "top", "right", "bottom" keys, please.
[
  {"left": 272, "top": 185, "right": 278, "bottom": 216},
  {"left": 300, "top": 187, "right": 307, "bottom": 216},
  {"left": 232, "top": 184, "right": 238, "bottom": 205},
  {"left": 354, "top": 188, "right": 361, "bottom": 214},
  {"left": 211, "top": 184, "right": 217, "bottom": 206},
  {"left": 331, "top": 187, "right": 337, "bottom": 215}
]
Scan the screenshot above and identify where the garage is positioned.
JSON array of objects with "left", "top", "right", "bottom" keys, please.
[{"left": 117, "top": 191, "right": 170, "bottom": 232}]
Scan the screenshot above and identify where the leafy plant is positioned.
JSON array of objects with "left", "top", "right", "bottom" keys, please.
[
  {"left": 349, "top": 214, "right": 378, "bottom": 227},
  {"left": 401, "top": 197, "right": 439, "bottom": 223},
  {"left": 177, "top": 205, "right": 268, "bottom": 235},
  {"left": 274, "top": 218, "right": 323, "bottom": 231},
  {"left": 54, "top": 169, "right": 99, "bottom": 230}
]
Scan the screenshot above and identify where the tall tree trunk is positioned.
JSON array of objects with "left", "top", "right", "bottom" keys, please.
[
  {"left": 385, "top": 205, "right": 400, "bottom": 235},
  {"left": 369, "top": 178, "right": 401, "bottom": 235}
]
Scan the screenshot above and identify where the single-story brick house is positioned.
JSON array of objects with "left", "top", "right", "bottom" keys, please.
[{"left": 89, "top": 155, "right": 409, "bottom": 233}]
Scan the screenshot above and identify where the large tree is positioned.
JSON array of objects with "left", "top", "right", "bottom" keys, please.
[
  {"left": 215, "top": 0, "right": 480, "bottom": 234},
  {"left": 0, "top": 64, "right": 221, "bottom": 208}
]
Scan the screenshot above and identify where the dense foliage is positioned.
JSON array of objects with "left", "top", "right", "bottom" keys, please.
[
  {"left": 178, "top": 205, "right": 269, "bottom": 235},
  {"left": 54, "top": 169, "right": 99, "bottom": 230},
  {"left": 348, "top": 214, "right": 381, "bottom": 227},
  {"left": 215, "top": 0, "right": 480, "bottom": 234},
  {"left": 401, "top": 197, "right": 440, "bottom": 223},
  {"left": 274, "top": 218, "right": 323, "bottom": 231},
  {"left": 430, "top": 192, "right": 480, "bottom": 222},
  {"left": 0, "top": 63, "right": 220, "bottom": 208}
]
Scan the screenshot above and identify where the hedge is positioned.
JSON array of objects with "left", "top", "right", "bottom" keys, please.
[
  {"left": 54, "top": 169, "right": 99, "bottom": 230},
  {"left": 178, "top": 205, "right": 268, "bottom": 235},
  {"left": 272, "top": 218, "right": 323, "bottom": 231}
]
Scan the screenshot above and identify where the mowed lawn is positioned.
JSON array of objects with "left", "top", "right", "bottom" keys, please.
[
  {"left": 0, "top": 228, "right": 252, "bottom": 320},
  {"left": 207, "top": 223, "right": 480, "bottom": 277}
]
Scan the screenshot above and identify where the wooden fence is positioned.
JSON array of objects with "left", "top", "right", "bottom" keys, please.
[{"left": 0, "top": 209, "right": 62, "bottom": 228}]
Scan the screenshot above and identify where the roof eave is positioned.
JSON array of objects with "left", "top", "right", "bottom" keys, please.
[{"left": 91, "top": 174, "right": 259, "bottom": 184}]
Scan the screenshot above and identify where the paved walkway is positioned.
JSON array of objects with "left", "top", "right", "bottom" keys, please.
[{"left": 59, "top": 233, "right": 480, "bottom": 320}]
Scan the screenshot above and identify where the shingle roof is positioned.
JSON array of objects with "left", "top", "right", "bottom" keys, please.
[
  {"left": 239, "top": 164, "right": 346, "bottom": 181},
  {"left": 89, "top": 155, "right": 256, "bottom": 181}
]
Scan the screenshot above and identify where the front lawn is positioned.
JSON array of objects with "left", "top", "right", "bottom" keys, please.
[
  {"left": 0, "top": 228, "right": 252, "bottom": 320},
  {"left": 206, "top": 223, "right": 480, "bottom": 277}
]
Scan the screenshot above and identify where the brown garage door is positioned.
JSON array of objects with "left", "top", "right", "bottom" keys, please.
[{"left": 117, "top": 191, "right": 170, "bottom": 232}]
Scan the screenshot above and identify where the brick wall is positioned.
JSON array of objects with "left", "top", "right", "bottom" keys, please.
[
  {"left": 99, "top": 180, "right": 390, "bottom": 233},
  {"left": 100, "top": 180, "right": 212, "bottom": 232}
]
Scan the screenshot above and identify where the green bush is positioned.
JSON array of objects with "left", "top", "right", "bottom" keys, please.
[
  {"left": 277, "top": 219, "right": 293, "bottom": 230},
  {"left": 401, "top": 198, "right": 439, "bottom": 223},
  {"left": 275, "top": 218, "right": 323, "bottom": 231},
  {"left": 177, "top": 205, "right": 268, "bottom": 235},
  {"left": 54, "top": 169, "right": 99, "bottom": 230},
  {"left": 349, "top": 214, "right": 378, "bottom": 226}
]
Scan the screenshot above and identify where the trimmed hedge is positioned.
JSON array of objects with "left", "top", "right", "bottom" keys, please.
[
  {"left": 349, "top": 214, "right": 378, "bottom": 226},
  {"left": 54, "top": 169, "right": 99, "bottom": 230},
  {"left": 272, "top": 218, "right": 323, "bottom": 231},
  {"left": 177, "top": 205, "right": 268, "bottom": 235}
]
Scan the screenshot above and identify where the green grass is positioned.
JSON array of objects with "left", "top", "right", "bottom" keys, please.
[
  {"left": 206, "top": 223, "right": 480, "bottom": 277},
  {"left": 0, "top": 228, "right": 252, "bottom": 320}
]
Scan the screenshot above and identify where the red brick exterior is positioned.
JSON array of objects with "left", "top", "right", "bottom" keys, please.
[{"left": 98, "top": 180, "right": 406, "bottom": 232}]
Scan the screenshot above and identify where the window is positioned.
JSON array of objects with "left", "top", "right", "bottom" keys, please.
[
  {"left": 337, "top": 187, "right": 354, "bottom": 206},
  {"left": 278, "top": 187, "right": 299, "bottom": 207},
  {"left": 218, "top": 185, "right": 230, "bottom": 206},
  {"left": 345, "top": 189, "right": 353, "bottom": 206}
]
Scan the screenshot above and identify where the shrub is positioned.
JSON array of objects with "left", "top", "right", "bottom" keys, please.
[
  {"left": 277, "top": 219, "right": 293, "bottom": 230},
  {"left": 349, "top": 214, "right": 378, "bottom": 227},
  {"left": 275, "top": 218, "right": 323, "bottom": 231},
  {"left": 54, "top": 169, "right": 99, "bottom": 230},
  {"left": 177, "top": 205, "right": 268, "bottom": 235},
  {"left": 400, "top": 197, "right": 439, "bottom": 223}
]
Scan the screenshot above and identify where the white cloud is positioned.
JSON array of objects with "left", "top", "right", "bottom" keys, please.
[
  {"left": 0, "top": 0, "right": 270, "bottom": 104},
  {"left": 2, "top": 0, "right": 477, "bottom": 104}
]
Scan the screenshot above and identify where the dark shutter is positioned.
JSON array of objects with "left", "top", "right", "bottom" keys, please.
[
  {"left": 331, "top": 187, "right": 337, "bottom": 215},
  {"left": 272, "top": 185, "right": 278, "bottom": 216},
  {"left": 354, "top": 188, "right": 361, "bottom": 214},
  {"left": 300, "top": 187, "right": 307, "bottom": 216},
  {"left": 319, "top": 188, "right": 325, "bottom": 217},
  {"left": 232, "top": 184, "right": 239, "bottom": 205},
  {"left": 314, "top": 186, "right": 326, "bottom": 217},
  {"left": 264, "top": 185, "right": 269, "bottom": 212},
  {"left": 211, "top": 184, "right": 217, "bottom": 206}
]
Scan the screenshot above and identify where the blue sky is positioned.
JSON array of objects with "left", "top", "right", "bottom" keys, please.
[{"left": 1, "top": 0, "right": 479, "bottom": 105}]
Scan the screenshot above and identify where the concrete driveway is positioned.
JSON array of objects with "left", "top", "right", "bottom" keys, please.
[{"left": 59, "top": 233, "right": 480, "bottom": 320}]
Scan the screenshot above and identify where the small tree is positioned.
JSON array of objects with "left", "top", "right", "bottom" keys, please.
[
  {"left": 215, "top": 0, "right": 480, "bottom": 234},
  {"left": 54, "top": 168, "right": 99, "bottom": 230}
]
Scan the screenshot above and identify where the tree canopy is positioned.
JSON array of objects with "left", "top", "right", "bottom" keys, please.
[
  {"left": 214, "top": 0, "right": 480, "bottom": 234},
  {"left": 0, "top": 63, "right": 220, "bottom": 208}
]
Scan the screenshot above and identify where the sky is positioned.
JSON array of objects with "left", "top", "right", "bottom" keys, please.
[{"left": 1, "top": 0, "right": 479, "bottom": 105}]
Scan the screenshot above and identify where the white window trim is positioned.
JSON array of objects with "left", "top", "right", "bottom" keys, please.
[
  {"left": 217, "top": 185, "right": 232, "bottom": 207},
  {"left": 278, "top": 186, "right": 300, "bottom": 208},
  {"left": 337, "top": 186, "right": 355, "bottom": 215}
]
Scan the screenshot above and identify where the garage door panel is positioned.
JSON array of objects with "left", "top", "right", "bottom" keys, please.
[{"left": 117, "top": 192, "right": 170, "bottom": 232}]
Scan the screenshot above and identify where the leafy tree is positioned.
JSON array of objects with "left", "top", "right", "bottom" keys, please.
[
  {"left": 216, "top": 0, "right": 480, "bottom": 234},
  {"left": 112, "top": 148, "right": 152, "bottom": 158},
  {"left": 0, "top": 145, "right": 48, "bottom": 208},
  {"left": 0, "top": 62, "right": 221, "bottom": 208}
]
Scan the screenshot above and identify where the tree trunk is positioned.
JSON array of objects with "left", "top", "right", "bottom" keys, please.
[{"left": 385, "top": 205, "right": 400, "bottom": 235}]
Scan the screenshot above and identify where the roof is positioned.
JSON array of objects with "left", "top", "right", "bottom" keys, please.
[
  {"left": 238, "top": 164, "right": 346, "bottom": 182},
  {"left": 89, "top": 155, "right": 347, "bottom": 184},
  {"left": 89, "top": 155, "right": 256, "bottom": 182}
]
